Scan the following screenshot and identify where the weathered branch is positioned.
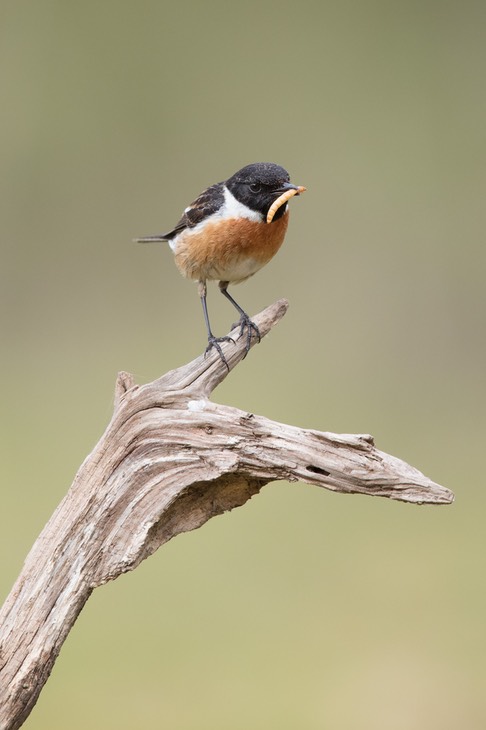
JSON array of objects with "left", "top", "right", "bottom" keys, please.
[{"left": 0, "top": 299, "right": 453, "bottom": 729}]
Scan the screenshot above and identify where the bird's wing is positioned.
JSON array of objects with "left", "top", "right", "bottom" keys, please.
[{"left": 162, "top": 182, "right": 225, "bottom": 239}]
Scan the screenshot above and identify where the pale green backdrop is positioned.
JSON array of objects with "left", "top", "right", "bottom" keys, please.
[{"left": 1, "top": 1, "right": 485, "bottom": 728}]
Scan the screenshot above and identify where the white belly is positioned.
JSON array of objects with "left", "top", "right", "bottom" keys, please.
[{"left": 206, "top": 255, "right": 263, "bottom": 283}]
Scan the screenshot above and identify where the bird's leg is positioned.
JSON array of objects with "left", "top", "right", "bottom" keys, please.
[
  {"left": 198, "top": 280, "right": 234, "bottom": 369},
  {"left": 218, "top": 281, "right": 261, "bottom": 356}
]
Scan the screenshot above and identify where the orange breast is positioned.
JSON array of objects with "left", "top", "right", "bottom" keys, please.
[{"left": 173, "top": 212, "right": 289, "bottom": 283}]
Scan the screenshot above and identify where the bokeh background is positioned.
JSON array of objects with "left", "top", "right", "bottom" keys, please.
[{"left": 1, "top": 2, "right": 485, "bottom": 728}]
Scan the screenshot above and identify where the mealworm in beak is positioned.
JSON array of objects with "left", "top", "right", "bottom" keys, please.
[{"left": 266, "top": 186, "right": 306, "bottom": 223}]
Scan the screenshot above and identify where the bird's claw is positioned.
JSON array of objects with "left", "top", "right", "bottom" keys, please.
[
  {"left": 205, "top": 335, "right": 235, "bottom": 370},
  {"left": 233, "top": 315, "right": 261, "bottom": 357}
]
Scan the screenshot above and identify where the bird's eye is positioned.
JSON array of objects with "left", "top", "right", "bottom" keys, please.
[{"left": 249, "top": 182, "right": 262, "bottom": 194}]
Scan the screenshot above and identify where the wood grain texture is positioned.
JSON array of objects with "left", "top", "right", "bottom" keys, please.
[{"left": 0, "top": 299, "right": 454, "bottom": 729}]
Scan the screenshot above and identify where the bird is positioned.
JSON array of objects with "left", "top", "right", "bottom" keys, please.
[{"left": 136, "top": 162, "right": 306, "bottom": 367}]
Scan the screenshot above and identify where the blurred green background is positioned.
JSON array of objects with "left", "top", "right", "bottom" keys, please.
[{"left": 1, "top": 1, "right": 485, "bottom": 728}]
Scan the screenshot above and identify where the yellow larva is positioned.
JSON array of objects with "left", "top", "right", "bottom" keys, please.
[{"left": 266, "top": 186, "right": 306, "bottom": 224}]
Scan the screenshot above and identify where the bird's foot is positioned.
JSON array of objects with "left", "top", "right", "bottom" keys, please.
[
  {"left": 232, "top": 314, "right": 261, "bottom": 356},
  {"left": 204, "top": 335, "right": 235, "bottom": 370}
]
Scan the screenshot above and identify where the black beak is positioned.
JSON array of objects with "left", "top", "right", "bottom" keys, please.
[{"left": 274, "top": 182, "right": 302, "bottom": 195}]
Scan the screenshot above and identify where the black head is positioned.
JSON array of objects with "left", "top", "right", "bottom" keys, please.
[{"left": 226, "top": 162, "right": 300, "bottom": 221}]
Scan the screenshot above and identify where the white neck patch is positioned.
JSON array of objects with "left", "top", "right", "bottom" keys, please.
[{"left": 221, "top": 186, "right": 263, "bottom": 222}]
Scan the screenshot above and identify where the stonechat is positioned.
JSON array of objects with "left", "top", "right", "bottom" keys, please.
[{"left": 136, "top": 162, "right": 305, "bottom": 367}]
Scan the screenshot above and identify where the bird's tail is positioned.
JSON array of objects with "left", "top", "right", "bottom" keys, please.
[{"left": 134, "top": 235, "right": 168, "bottom": 243}]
